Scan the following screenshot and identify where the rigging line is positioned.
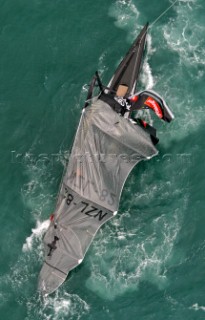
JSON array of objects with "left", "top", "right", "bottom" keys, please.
[{"left": 149, "top": 0, "right": 179, "bottom": 30}]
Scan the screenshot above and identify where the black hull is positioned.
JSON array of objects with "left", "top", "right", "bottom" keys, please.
[{"left": 107, "top": 23, "right": 148, "bottom": 97}]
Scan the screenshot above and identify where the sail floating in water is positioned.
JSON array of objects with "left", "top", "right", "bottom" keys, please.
[{"left": 38, "top": 24, "right": 174, "bottom": 295}]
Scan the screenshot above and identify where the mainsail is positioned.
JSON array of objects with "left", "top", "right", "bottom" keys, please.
[{"left": 38, "top": 24, "right": 173, "bottom": 295}]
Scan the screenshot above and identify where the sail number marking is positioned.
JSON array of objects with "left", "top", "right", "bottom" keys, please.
[
  {"left": 67, "top": 170, "right": 116, "bottom": 206},
  {"left": 64, "top": 188, "right": 108, "bottom": 221},
  {"left": 81, "top": 201, "right": 108, "bottom": 220}
]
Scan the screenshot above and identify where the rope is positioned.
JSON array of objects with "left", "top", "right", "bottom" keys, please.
[{"left": 149, "top": 0, "right": 179, "bottom": 30}]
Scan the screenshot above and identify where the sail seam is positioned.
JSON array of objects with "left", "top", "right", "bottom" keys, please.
[{"left": 44, "top": 261, "right": 67, "bottom": 276}]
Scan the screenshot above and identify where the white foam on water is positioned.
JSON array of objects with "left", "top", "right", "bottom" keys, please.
[
  {"left": 82, "top": 84, "right": 88, "bottom": 92},
  {"left": 20, "top": 150, "right": 59, "bottom": 220},
  {"left": 146, "top": 33, "right": 156, "bottom": 56},
  {"left": 108, "top": 0, "right": 139, "bottom": 33},
  {"left": 3, "top": 221, "right": 51, "bottom": 295},
  {"left": 158, "top": 0, "right": 205, "bottom": 142},
  {"left": 98, "top": 51, "right": 108, "bottom": 76},
  {"left": 190, "top": 303, "right": 205, "bottom": 312},
  {"left": 163, "top": 0, "right": 205, "bottom": 66},
  {"left": 141, "top": 61, "right": 155, "bottom": 90},
  {"left": 140, "top": 33, "right": 155, "bottom": 91},
  {"left": 1, "top": 219, "right": 89, "bottom": 320},
  {"left": 22, "top": 219, "right": 50, "bottom": 252},
  {"left": 34, "top": 291, "right": 90, "bottom": 320},
  {"left": 85, "top": 204, "right": 182, "bottom": 300},
  {"left": 85, "top": 145, "right": 190, "bottom": 300},
  {"left": 2, "top": 157, "right": 55, "bottom": 294},
  {"left": 0, "top": 292, "right": 8, "bottom": 308}
]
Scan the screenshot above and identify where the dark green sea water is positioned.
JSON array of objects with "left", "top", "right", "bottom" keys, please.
[{"left": 1, "top": 0, "right": 205, "bottom": 319}]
